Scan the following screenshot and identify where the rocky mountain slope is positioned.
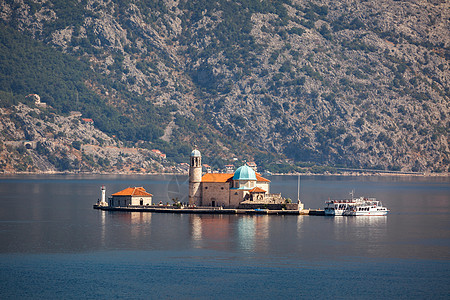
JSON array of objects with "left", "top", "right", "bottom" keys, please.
[
  {"left": 0, "top": 0, "right": 448, "bottom": 173},
  {"left": 0, "top": 103, "right": 168, "bottom": 173}
]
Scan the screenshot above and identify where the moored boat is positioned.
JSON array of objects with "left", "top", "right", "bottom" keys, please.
[
  {"left": 324, "top": 199, "right": 357, "bottom": 215},
  {"left": 344, "top": 198, "right": 389, "bottom": 216},
  {"left": 324, "top": 191, "right": 389, "bottom": 216}
]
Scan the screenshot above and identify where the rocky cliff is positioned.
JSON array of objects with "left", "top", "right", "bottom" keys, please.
[{"left": 0, "top": 0, "right": 448, "bottom": 173}]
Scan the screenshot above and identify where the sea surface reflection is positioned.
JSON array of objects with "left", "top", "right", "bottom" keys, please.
[{"left": 0, "top": 175, "right": 449, "bottom": 299}]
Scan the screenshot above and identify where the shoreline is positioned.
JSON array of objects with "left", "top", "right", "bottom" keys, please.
[{"left": 0, "top": 171, "right": 448, "bottom": 177}]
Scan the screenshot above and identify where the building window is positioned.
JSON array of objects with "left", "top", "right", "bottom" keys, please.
[
  {"left": 205, "top": 187, "right": 208, "bottom": 190},
  {"left": 221, "top": 187, "right": 224, "bottom": 190}
]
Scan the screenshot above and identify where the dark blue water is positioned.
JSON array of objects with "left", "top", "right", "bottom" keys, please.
[{"left": 0, "top": 175, "right": 449, "bottom": 299}]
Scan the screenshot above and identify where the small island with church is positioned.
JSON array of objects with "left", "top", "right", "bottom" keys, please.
[{"left": 94, "top": 149, "right": 305, "bottom": 214}]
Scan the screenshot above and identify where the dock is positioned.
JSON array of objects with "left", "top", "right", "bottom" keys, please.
[
  {"left": 308, "top": 209, "right": 325, "bottom": 216},
  {"left": 93, "top": 204, "right": 310, "bottom": 215}
]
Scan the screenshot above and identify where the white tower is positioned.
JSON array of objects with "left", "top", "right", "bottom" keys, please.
[
  {"left": 189, "top": 149, "right": 202, "bottom": 206},
  {"left": 100, "top": 185, "right": 107, "bottom": 206}
]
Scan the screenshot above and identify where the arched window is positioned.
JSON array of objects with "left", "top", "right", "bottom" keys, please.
[{"left": 192, "top": 157, "right": 201, "bottom": 167}]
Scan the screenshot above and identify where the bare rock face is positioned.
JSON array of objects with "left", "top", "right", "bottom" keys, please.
[
  {"left": 1, "top": 0, "right": 449, "bottom": 173},
  {"left": 52, "top": 27, "right": 73, "bottom": 50},
  {"left": 89, "top": 13, "right": 128, "bottom": 49}
]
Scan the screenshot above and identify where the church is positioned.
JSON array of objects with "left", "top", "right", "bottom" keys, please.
[{"left": 188, "top": 149, "right": 300, "bottom": 209}]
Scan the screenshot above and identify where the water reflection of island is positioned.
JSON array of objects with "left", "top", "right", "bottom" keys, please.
[
  {"left": 102, "top": 212, "right": 152, "bottom": 248},
  {"left": 332, "top": 215, "right": 388, "bottom": 226},
  {"left": 189, "top": 215, "right": 270, "bottom": 252},
  {"left": 110, "top": 211, "right": 152, "bottom": 225}
]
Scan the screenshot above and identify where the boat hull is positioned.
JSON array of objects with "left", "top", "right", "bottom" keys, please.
[
  {"left": 345, "top": 210, "right": 389, "bottom": 216},
  {"left": 324, "top": 196, "right": 389, "bottom": 216},
  {"left": 324, "top": 208, "right": 346, "bottom": 216}
]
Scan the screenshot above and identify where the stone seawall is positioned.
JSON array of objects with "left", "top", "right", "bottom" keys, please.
[
  {"left": 93, "top": 204, "right": 308, "bottom": 215},
  {"left": 238, "top": 203, "right": 300, "bottom": 210}
]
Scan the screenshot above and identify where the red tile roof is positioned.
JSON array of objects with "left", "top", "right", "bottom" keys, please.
[
  {"left": 111, "top": 187, "right": 152, "bottom": 196},
  {"left": 201, "top": 173, "right": 233, "bottom": 183},
  {"left": 256, "top": 174, "right": 270, "bottom": 182},
  {"left": 249, "top": 187, "right": 266, "bottom": 193}
]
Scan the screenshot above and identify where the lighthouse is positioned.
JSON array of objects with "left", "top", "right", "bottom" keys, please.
[
  {"left": 99, "top": 185, "right": 108, "bottom": 206},
  {"left": 189, "top": 149, "right": 202, "bottom": 207}
]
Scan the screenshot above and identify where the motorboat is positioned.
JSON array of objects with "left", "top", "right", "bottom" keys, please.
[
  {"left": 324, "top": 191, "right": 389, "bottom": 216},
  {"left": 344, "top": 198, "right": 390, "bottom": 216}
]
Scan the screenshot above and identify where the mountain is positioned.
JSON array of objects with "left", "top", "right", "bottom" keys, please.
[{"left": 0, "top": 0, "right": 448, "bottom": 174}]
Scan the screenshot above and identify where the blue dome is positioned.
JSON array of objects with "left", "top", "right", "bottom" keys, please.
[
  {"left": 191, "top": 149, "right": 201, "bottom": 157},
  {"left": 233, "top": 165, "right": 257, "bottom": 181}
]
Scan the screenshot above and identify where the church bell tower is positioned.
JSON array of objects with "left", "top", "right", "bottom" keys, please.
[{"left": 189, "top": 149, "right": 202, "bottom": 206}]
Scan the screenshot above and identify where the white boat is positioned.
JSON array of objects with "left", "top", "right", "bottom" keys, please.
[
  {"left": 324, "top": 199, "right": 357, "bottom": 215},
  {"left": 324, "top": 191, "right": 389, "bottom": 216},
  {"left": 344, "top": 198, "right": 390, "bottom": 216}
]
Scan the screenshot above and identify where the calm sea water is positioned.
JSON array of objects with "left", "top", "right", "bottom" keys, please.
[{"left": 0, "top": 174, "right": 449, "bottom": 299}]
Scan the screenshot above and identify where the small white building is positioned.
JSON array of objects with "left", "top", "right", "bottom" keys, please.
[
  {"left": 27, "top": 94, "right": 46, "bottom": 107},
  {"left": 109, "top": 187, "right": 152, "bottom": 207},
  {"left": 203, "top": 164, "right": 212, "bottom": 173},
  {"left": 224, "top": 164, "right": 234, "bottom": 173}
]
